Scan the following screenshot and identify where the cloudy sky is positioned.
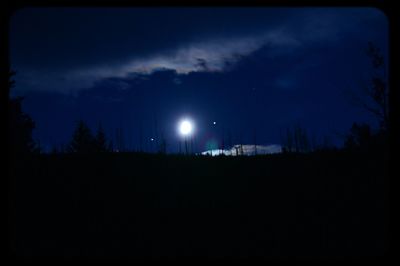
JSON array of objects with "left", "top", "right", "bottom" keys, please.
[{"left": 9, "top": 7, "right": 388, "bottom": 152}]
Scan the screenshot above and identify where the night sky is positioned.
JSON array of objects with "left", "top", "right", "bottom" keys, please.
[{"left": 9, "top": 7, "right": 388, "bottom": 153}]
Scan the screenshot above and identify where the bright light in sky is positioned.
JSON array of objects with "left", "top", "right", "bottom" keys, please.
[
  {"left": 179, "top": 119, "right": 194, "bottom": 136},
  {"left": 213, "top": 121, "right": 216, "bottom": 125}
]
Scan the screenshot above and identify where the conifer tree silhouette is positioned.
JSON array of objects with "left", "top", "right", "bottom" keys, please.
[
  {"left": 8, "top": 70, "right": 38, "bottom": 157},
  {"left": 68, "top": 120, "right": 95, "bottom": 153},
  {"left": 94, "top": 123, "right": 108, "bottom": 152}
]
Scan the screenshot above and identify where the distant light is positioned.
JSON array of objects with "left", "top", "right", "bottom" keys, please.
[
  {"left": 179, "top": 119, "right": 194, "bottom": 136},
  {"left": 150, "top": 138, "right": 154, "bottom": 141},
  {"left": 213, "top": 121, "right": 217, "bottom": 125}
]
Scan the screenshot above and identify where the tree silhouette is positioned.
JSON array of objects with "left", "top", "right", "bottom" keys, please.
[
  {"left": 68, "top": 120, "right": 95, "bottom": 154},
  {"left": 343, "top": 42, "right": 389, "bottom": 153},
  {"left": 94, "top": 123, "right": 109, "bottom": 152},
  {"left": 344, "top": 122, "right": 387, "bottom": 153},
  {"left": 8, "top": 71, "right": 38, "bottom": 157},
  {"left": 9, "top": 97, "right": 38, "bottom": 156},
  {"left": 285, "top": 128, "right": 293, "bottom": 152},
  {"left": 8, "top": 70, "right": 16, "bottom": 93},
  {"left": 282, "top": 125, "right": 311, "bottom": 153},
  {"left": 344, "top": 123, "right": 370, "bottom": 150},
  {"left": 352, "top": 42, "right": 388, "bottom": 131}
]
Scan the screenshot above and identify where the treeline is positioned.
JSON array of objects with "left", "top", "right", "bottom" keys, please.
[
  {"left": 343, "top": 122, "right": 388, "bottom": 153},
  {"left": 64, "top": 120, "right": 111, "bottom": 154},
  {"left": 51, "top": 120, "right": 123, "bottom": 154},
  {"left": 50, "top": 120, "right": 168, "bottom": 155},
  {"left": 280, "top": 42, "right": 389, "bottom": 155},
  {"left": 280, "top": 122, "right": 388, "bottom": 154},
  {"left": 280, "top": 126, "right": 315, "bottom": 153}
]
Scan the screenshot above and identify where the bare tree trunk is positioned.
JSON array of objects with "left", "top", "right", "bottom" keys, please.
[
  {"left": 190, "top": 136, "right": 194, "bottom": 155},
  {"left": 253, "top": 129, "right": 257, "bottom": 155},
  {"left": 139, "top": 121, "right": 143, "bottom": 152},
  {"left": 227, "top": 130, "right": 232, "bottom": 150},
  {"left": 286, "top": 128, "right": 293, "bottom": 153}
]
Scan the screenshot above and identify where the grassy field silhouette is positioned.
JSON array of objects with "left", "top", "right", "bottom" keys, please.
[{"left": 10, "top": 151, "right": 386, "bottom": 258}]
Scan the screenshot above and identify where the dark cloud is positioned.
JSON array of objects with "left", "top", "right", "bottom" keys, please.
[{"left": 10, "top": 7, "right": 387, "bottom": 94}]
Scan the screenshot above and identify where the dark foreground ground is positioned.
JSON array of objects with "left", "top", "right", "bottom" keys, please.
[{"left": 8, "top": 151, "right": 387, "bottom": 260}]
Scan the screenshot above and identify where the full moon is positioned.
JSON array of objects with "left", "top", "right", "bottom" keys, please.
[{"left": 179, "top": 119, "right": 194, "bottom": 136}]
